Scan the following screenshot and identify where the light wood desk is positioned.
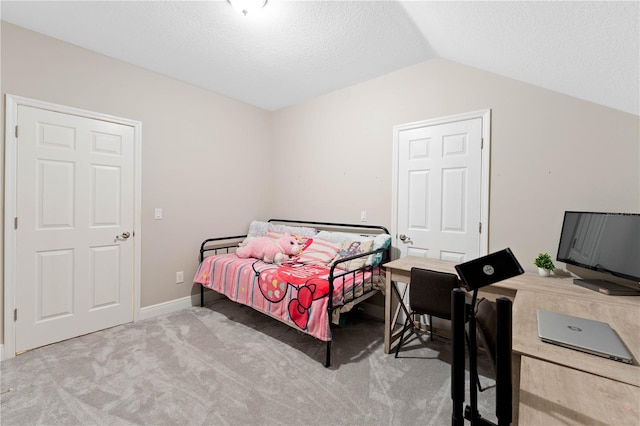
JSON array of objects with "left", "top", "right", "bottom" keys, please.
[
  {"left": 512, "top": 288, "right": 640, "bottom": 425},
  {"left": 383, "top": 256, "right": 640, "bottom": 425},
  {"left": 518, "top": 357, "right": 640, "bottom": 425},
  {"left": 512, "top": 288, "right": 640, "bottom": 387}
]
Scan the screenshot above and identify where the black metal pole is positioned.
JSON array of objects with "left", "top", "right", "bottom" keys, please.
[
  {"left": 495, "top": 297, "right": 513, "bottom": 426},
  {"left": 325, "top": 340, "right": 331, "bottom": 368},
  {"left": 451, "top": 288, "right": 466, "bottom": 426},
  {"left": 468, "top": 289, "right": 480, "bottom": 424}
]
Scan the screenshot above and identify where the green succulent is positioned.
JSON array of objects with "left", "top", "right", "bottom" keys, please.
[{"left": 534, "top": 253, "right": 555, "bottom": 270}]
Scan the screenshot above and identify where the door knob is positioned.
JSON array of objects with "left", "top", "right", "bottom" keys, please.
[
  {"left": 399, "top": 234, "right": 412, "bottom": 243},
  {"left": 116, "top": 231, "right": 131, "bottom": 240}
]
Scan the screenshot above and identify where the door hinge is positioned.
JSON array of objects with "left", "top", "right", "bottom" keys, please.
[
  {"left": 14, "top": 308, "right": 17, "bottom": 322},
  {"left": 479, "top": 222, "right": 482, "bottom": 233},
  {"left": 15, "top": 125, "right": 18, "bottom": 138},
  {"left": 14, "top": 217, "right": 18, "bottom": 230},
  {"left": 481, "top": 138, "right": 484, "bottom": 149}
]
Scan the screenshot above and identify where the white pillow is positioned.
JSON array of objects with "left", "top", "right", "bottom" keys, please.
[
  {"left": 247, "top": 220, "right": 317, "bottom": 238},
  {"left": 315, "top": 230, "right": 363, "bottom": 244}
]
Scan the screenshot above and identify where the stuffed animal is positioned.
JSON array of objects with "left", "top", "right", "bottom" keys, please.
[{"left": 236, "top": 234, "right": 301, "bottom": 264}]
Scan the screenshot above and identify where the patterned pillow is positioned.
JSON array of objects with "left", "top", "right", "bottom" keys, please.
[
  {"left": 316, "top": 230, "right": 389, "bottom": 266},
  {"left": 331, "top": 239, "right": 374, "bottom": 271},
  {"left": 370, "top": 234, "right": 391, "bottom": 265},
  {"left": 296, "top": 238, "right": 341, "bottom": 266}
]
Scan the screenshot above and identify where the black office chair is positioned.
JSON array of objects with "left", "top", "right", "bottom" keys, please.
[
  {"left": 475, "top": 297, "right": 498, "bottom": 392},
  {"left": 395, "top": 268, "right": 461, "bottom": 357}
]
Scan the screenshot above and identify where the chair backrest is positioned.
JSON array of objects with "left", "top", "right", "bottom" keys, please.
[
  {"left": 409, "top": 268, "right": 461, "bottom": 320},
  {"left": 475, "top": 298, "right": 498, "bottom": 376}
]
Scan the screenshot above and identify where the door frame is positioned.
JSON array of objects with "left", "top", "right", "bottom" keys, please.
[
  {"left": 3, "top": 94, "right": 142, "bottom": 360},
  {"left": 391, "top": 109, "right": 491, "bottom": 260}
]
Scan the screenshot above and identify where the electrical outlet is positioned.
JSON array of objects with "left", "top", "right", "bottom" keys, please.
[
  {"left": 360, "top": 210, "right": 367, "bottom": 222},
  {"left": 176, "top": 271, "right": 184, "bottom": 284}
]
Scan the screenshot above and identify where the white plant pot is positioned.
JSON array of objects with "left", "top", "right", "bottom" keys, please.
[{"left": 537, "top": 267, "right": 551, "bottom": 277}]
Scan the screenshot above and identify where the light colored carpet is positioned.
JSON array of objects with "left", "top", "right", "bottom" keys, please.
[{"left": 1, "top": 298, "right": 497, "bottom": 425}]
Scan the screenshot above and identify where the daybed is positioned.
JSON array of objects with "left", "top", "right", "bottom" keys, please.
[{"left": 194, "top": 219, "right": 391, "bottom": 367}]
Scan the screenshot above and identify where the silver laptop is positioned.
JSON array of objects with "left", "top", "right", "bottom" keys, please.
[{"left": 537, "top": 309, "right": 633, "bottom": 364}]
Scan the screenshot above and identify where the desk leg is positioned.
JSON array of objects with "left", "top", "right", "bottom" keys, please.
[
  {"left": 384, "top": 275, "right": 412, "bottom": 354},
  {"left": 391, "top": 283, "right": 410, "bottom": 326}
]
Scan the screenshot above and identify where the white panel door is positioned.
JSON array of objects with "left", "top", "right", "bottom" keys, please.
[
  {"left": 395, "top": 117, "right": 484, "bottom": 262},
  {"left": 15, "top": 105, "right": 134, "bottom": 352}
]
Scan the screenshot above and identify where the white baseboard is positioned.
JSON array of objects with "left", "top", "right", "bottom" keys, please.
[
  {"left": 138, "top": 296, "right": 193, "bottom": 321},
  {"left": 138, "top": 289, "right": 220, "bottom": 321}
]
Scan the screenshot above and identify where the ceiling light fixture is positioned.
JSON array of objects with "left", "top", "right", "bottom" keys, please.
[{"left": 228, "top": 0, "right": 268, "bottom": 16}]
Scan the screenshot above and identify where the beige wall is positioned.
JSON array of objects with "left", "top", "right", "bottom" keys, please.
[
  {"left": 2, "top": 23, "right": 639, "bottom": 348},
  {"left": 1, "top": 23, "right": 274, "bottom": 342},
  {"left": 271, "top": 59, "right": 640, "bottom": 271}
]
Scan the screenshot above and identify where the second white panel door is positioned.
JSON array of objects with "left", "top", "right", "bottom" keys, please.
[{"left": 396, "top": 117, "right": 483, "bottom": 262}]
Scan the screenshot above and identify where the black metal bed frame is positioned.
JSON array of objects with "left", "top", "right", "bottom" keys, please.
[{"left": 197, "top": 219, "right": 391, "bottom": 367}]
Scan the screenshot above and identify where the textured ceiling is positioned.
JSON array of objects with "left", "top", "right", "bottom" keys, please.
[
  {"left": 1, "top": 1, "right": 638, "bottom": 115},
  {"left": 403, "top": 1, "right": 639, "bottom": 116}
]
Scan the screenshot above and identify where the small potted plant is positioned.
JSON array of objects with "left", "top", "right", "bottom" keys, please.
[{"left": 534, "top": 253, "right": 555, "bottom": 276}]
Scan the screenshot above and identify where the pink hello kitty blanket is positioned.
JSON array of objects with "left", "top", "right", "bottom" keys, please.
[{"left": 194, "top": 253, "right": 379, "bottom": 341}]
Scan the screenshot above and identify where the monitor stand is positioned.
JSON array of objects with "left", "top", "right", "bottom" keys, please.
[{"left": 573, "top": 279, "right": 640, "bottom": 296}]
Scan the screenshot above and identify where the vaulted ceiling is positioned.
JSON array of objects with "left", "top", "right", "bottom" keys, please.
[{"left": 1, "top": 1, "right": 638, "bottom": 115}]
